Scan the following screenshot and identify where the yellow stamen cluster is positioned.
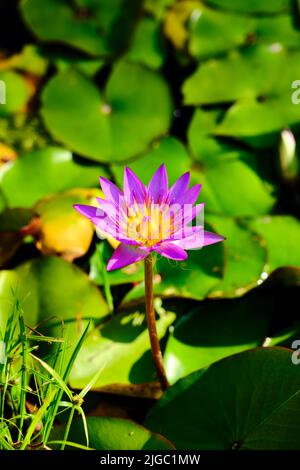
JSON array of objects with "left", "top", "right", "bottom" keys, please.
[{"left": 123, "top": 202, "right": 177, "bottom": 247}]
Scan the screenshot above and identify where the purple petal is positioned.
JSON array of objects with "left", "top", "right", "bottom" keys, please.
[
  {"left": 148, "top": 164, "right": 168, "bottom": 203},
  {"left": 168, "top": 172, "right": 190, "bottom": 204},
  {"left": 154, "top": 242, "right": 187, "bottom": 261},
  {"left": 124, "top": 167, "right": 147, "bottom": 204},
  {"left": 174, "top": 230, "right": 224, "bottom": 250},
  {"left": 107, "top": 244, "right": 149, "bottom": 271},
  {"left": 74, "top": 204, "right": 130, "bottom": 242},
  {"left": 99, "top": 177, "right": 124, "bottom": 206},
  {"left": 203, "top": 230, "right": 225, "bottom": 247},
  {"left": 96, "top": 197, "right": 117, "bottom": 218},
  {"left": 73, "top": 204, "right": 104, "bottom": 220},
  {"left": 176, "top": 184, "right": 201, "bottom": 206}
]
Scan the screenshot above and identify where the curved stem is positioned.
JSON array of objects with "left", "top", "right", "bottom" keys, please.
[{"left": 144, "top": 254, "right": 169, "bottom": 391}]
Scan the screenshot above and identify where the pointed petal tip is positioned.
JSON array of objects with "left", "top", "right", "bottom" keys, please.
[{"left": 106, "top": 262, "right": 113, "bottom": 272}]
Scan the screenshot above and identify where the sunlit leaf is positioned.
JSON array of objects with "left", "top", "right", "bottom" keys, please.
[
  {"left": 69, "top": 308, "right": 175, "bottom": 388},
  {"left": 0, "top": 71, "right": 29, "bottom": 116},
  {"left": 41, "top": 64, "right": 173, "bottom": 162},
  {"left": 0, "top": 147, "right": 108, "bottom": 208},
  {"left": 50, "top": 416, "right": 174, "bottom": 450},
  {"left": 247, "top": 216, "right": 300, "bottom": 271}
]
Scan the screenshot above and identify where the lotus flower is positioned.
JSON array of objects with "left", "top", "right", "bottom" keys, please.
[{"left": 74, "top": 165, "right": 224, "bottom": 271}]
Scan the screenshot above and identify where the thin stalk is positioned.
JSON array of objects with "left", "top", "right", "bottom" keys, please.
[
  {"left": 144, "top": 254, "right": 169, "bottom": 391},
  {"left": 17, "top": 302, "right": 27, "bottom": 442},
  {"left": 60, "top": 406, "right": 75, "bottom": 450}
]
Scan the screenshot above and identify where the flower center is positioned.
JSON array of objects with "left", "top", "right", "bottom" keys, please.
[{"left": 124, "top": 202, "right": 175, "bottom": 247}]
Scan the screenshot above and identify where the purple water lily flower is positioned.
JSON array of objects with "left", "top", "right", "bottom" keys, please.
[{"left": 74, "top": 165, "right": 224, "bottom": 271}]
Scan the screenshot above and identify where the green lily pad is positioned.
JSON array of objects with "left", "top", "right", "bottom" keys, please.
[
  {"left": 52, "top": 52, "right": 104, "bottom": 77},
  {"left": 247, "top": 216, "right": 300, "bottom": 271},
  {"left": 145, "top": 347, "right": 300, "bottom": 449},
  {"left": 41, "top": 63, "right": 173, "bottom": 162},
  {"left": 188, "top": 109, "right": 232, "bottom": 159},
  {"left": 50, "top": 416, "right": 174, "bottom": 450},
  {"left": 207, "top": 216, "right": 267, "bottom": 297},
  {"left": 164, "top": 289, "right": 273, "bottom": 384},
  {"left": 0, "top": 71, "right": 29, "bottom": 116},
  {"left": 183, "top": 45, "right": 289, "bottom": 106},
  {"left": 69, "top": 308, "right": 175, "bottom": 388},
  {"left": 122, "top": 241, "right": 223, "bottom": 304},
  {"left": 192, "top": 153, "right": 276, "bottom": 217},
  {"left": 0, "top": 257, "right": 109, "bottom": 331},
  {"left": 188, "top": 5, "right": 254, "bottom": 59},
  {"left": 255, "top": 15, "right": 300, "bottom": 49},
  {"left": 208, "top": 0, "right": 290, "bottom": 14},
  {"left": 0, "top": 147, "right": 108, "bottom": 208},
  {"left": 75, "top": 0, "right": 143, "bottom": 55},
  {"left": 20, "top": 0, "right": 108, "bottom": 57},
  {"left": 145, "top": 0, "right": 174, "bottom": 18},
  {"left": 112, "top": 136, "right": 192, "bottom": 187},
  {"left": 126, "top": 16, "right": 165, "bottom": 69},
  {"left": 215, "top": 97, "right": 300, "bottom": 148},
  {"left": 188, "top": 111, "right": 276, "bottom": 216},
  {"left": 0, "top": 44, "right": 48, "bottom": 76}
]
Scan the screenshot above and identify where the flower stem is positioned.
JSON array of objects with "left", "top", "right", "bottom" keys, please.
[{"left": 144, "top": 254, "right": 169, "bottom": 391}]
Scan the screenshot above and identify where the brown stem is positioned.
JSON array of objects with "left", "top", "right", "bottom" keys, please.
[{"left": 144, "top": 254, "right": 169, "bottom": 391}]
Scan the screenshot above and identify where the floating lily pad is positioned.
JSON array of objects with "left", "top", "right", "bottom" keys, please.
[
  {"left": 164, "top": 289, "right": 273, "bottom": 383},
  {"left": 69, "top": 308, "right": 175, "bottom": 388},
  {"left": 75, "top": 0, "right": 143, "bottom": 55},
  {"left": 20, "top": 0, "right": 108, "bottom": 56},
  {"left": 188, "top": 109, "right": 231, "bottom": 159},
  {"left": 0, "top": 71, "right": 29, "bottom": 116},
  {"left": 53, "top": 53, "right": 104, "bottom": 77},
  {"left": 215, "top": 97, "right": 300, "bottom": 148},
  {"left": 247, "top": 216, "right": 300, "bottom": 271},
  {"left": 0, "top": 147, "right": 108, "bottom": 208},
  {"left": 145, "top": 348, "right": 300, "bottom": 449},
  {"left": 41, "top": 63, "right": 173, "bottom": 162},
  {"left": 33, "top": 189, "right": 100, "bottom": 260},
  {"left": 188, "top": 5, "right": 254, "bottom": 59},
  {"left": 208, "top": 0, "right": 291, "bottom": 14},
  {"left": 126, "top": 16, "right": 165, "bottom": 69},
  {"left": 255, "top": 15, "right": 300, "bottom": 48},
  {"left": 0, "top": 44, "right": 48, "bottom": 76},
  {"left": 192, "top": 153, "right": 276, "bottom": 217},
  {"left": 207, "top": 216, "right": 267, "bottom": 297},
  {"left": 50, "top": 416, "right": 174, "bottom": 450},
  {"left": 144, "top": 0, "right": 174, "bottom": 18},
  {"left": 123, "top": 241, "right": 223, "bottom": 304},
  {"left": 183, "top": 46, "right": 289, "bottom": 106},
  {"left": 112, "top": 136, "right": 192, "bottom": 188}
]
